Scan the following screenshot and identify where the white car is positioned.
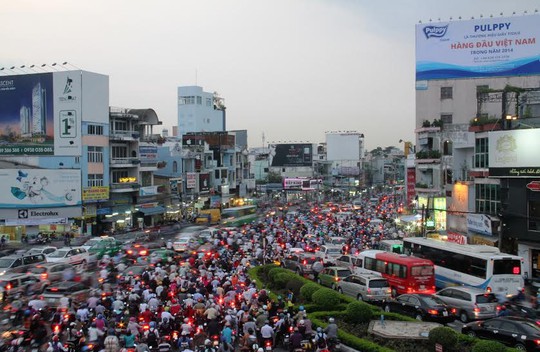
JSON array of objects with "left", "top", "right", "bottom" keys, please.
[
  {"left": 46, "top": 247, "right": 92, "bottom": 266},
  {"left": 315, "top": 245, "right": 343, "bottom": 265},
  {"left": 25, "top": 246, "right": 58, "bottom": 256},
  {"left": 172, "top": 236, "right": 198, "bottom": 252}
]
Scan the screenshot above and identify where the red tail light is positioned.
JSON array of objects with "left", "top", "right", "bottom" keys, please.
[
  {"left": 41, "top": 273, "right": 48, "bottom": 280},
  {"left": 473, "top": 304, "right": 480, "bottom": 313},
  {"left": 486, "top": 286, "right": 492, "bottom": 293},
  {"left": 427, "top": 309, "right": 438, "bottom": 315},
  {"left": 334, "top": 276, "right": 340, "bottom": 282},
  {"left": 139, "top": 250, "right": 147, "bottom": 256}
]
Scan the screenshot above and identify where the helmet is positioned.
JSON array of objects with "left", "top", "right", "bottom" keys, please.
[
  {"left": 150, "top": 322, "right": 156, "bottom": 328},
  {"left": 317, "top": 327, "right": 322, "bottom": 333},
  {"left": 258, "top": 348, "right": 264, "bottom": 352},
  {"left": 329, "top": 317, "right": 335, "bottom": 323},
  {"left": 299, "top": 305, "right": 305, "bottom": 311},
  {"left": 299, "top": 320, "right": 305, "bottom": 325},
  {"left": 205, "top": 339, "right": 212, "bottom": 346},
  {"left": 53, "top": 335, "right": 59, "bottom": 342}
]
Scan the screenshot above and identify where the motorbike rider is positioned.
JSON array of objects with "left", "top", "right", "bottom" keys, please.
[
  {"left": 289, "top": 327, "right": 303, "bottom": 352},
  {"left": 260, "top": 320, "right": 274, "bottom": 346},
  {"left": 324, "top": 317, "right": 338, "bottom": 349},
  {"left": 314, "top": 327, "right": 328, "bottom": 351}
]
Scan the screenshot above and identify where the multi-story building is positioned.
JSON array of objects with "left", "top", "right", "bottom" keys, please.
[
  {"left": 414, "top": 14, "right": 540, "bottom": 278},
  {"left": 177, "top": 86, "right": 226, "bottom": 138},
  {"left": 0, "top": 70, "right": 109, "bottom": 238}
]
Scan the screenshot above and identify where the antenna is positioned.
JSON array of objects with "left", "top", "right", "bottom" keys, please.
[
  {"left": 262, "top": 132, "right": 266, "bottom": 149},
  {"left": 195, "top": 68, "right": 198, "bottom": 86}
]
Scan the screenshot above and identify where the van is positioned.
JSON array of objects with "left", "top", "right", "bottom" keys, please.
[
  {"left": 336, "top": 273, "right": 391, "bottom": 302},
  {"left": 0, "top": 254, "right": 47, "bottom": 276},
  {"left": 434, "top": 286, "right": 499, "bottom": 323}
]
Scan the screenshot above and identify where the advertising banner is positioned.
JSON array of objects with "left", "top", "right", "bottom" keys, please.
[
  {"left": 416, "top": 15, "right": 540, "bottom": 80},
  {"left": 488, "top": 129, "right": 540, "bottom": 177},
  {"left": 169, "top": 178, "right": 182, "bottom": 195},
  {"left": 0, "top": 206, "right": 82, "bottom": 220},
  {"left": 467, "top": 214, "right": 493, "bottom": 236},
  {"left": 5, "top": 218, "right": 68, "bottom": 226},
  {"left": 139, "top": 185, "right": 159, "bottom": 196},
  {"left": 283, "top": 178, "right": 305, "bottom": 189},
  {"left": 186, "top": 172, "right": 197, "bottom": 189},
  {"left": 0, "top": 169, "right": 81, "bottom": 208},
  {"left": 271, "top": 144, "right": 312, "bottom": 167},
  {"left": 406, "top": 167, "right": 416, "bottom": 206},
  {"left": 199, "top": 173, "right": 210, "bottom": 192},
  {"left": 82, "top": 186, "right": 109, "bottom": 201},
  {"left": 139, "top": 146, "right": 158, "bottom": 160},
  {"left": 0, "top": 72, "right": 82, "bottom": 156}
]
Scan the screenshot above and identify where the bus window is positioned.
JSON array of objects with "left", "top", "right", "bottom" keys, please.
[
  {"left": 411, "top": 265, "right": 434, "bottom": 277},
  {"left": 493, "top": 259, "right": 522, "bottom": 275}
]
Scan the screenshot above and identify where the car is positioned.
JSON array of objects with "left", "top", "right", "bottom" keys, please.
[
  {"left": 46, "top": 247, "right": 91, "bottom": 267},
  {"left": 40, "top": 282, "right": 93, "bottom": 308},
  {"left": 334, "top": 254, "right": 363, "bottom": 273},
  {"left": 336, "top": 274, "right": 391, "bottom": 302},
  {"left": 434, "top": 286, "right": 500, "bottom": 323},
  {"left": 148, "top": 249, "right": 178, "bottom": 263},
  {"left": 0, "top": 273, "right": 45, "bottom": 301},
  {"left": 27, "top": 262, "right": 77, "bottom": 285},
  {"left": 383, "top": 294, "right": 456, "bottom": 323},
  {"left": 328, "top": 237, "right": 347, "bottom": 246},
  {"left": 0, "top": 253, "right": 47, "bottom": 276},
  {"left": 25, "top": 246, "right": 58, "bottom": 256},
  {"left": 462, "top": 316, "right": 540, "bottom": 351},
  {"left": 282, "top": 252, "right": 319, "bottom": 276},
  {"left": 82, "top": 236, "right": 123, "bottom": 259},
  {"left": 177, "top": 225, "right": 207, "bottom": 237},
  {"left": 317, "top": 266, "right": 353, "bottom": 290},
  {"left": 124, "top": 243, "right": 150, "bottom": 261},
  {"left": 315, "top": 245, "right": 342, "bottom": 265},
  {"left": 172, "top": 236, "right": 198, "bottom": 252}
]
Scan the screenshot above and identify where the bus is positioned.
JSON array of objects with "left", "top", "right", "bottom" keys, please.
[
  {"left": 221, "top": 205, "right": 258, "bottom": 227},
  {"left": 379, "top": 240, "right": 404, "bottom": 254},
  {"left": 403, "top": 237, "right": 524, "bottom": 299},
  {"left": 356, "top": 250, "right": 436, "bottom": 296}
]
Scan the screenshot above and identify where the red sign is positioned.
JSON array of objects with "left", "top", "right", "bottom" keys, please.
[
  {"left": 447, "top": 231, "right": 467, "bottom": 245},
  {"left": 406, "top": 168, "right": 416, "bottom": 206},
  {"left": 526, "top": 181, "right": 540, "bottom": 191}
]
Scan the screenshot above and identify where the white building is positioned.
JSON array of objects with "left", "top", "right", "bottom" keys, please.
[{"left": 177, "top": 86, "right": 226, "bottom": 137}]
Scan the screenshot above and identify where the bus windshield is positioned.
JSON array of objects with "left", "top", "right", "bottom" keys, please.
[
  {"left": 411, "top": 265, "right": 434, "bottom": 277},
  {"left": 493, "top": 259, "right": 522, "bottom": 275}
]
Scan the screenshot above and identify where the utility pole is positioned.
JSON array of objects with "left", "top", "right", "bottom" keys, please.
[{"left": 421, "top": 203, "right": 426, "bottom": 237}]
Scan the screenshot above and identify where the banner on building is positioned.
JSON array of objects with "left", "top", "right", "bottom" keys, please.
[
  {"left": 199, "top": 173, "right": 210, "bottom": 192},
  {"left": 82, "top": 186, "right": 109, "bottom": 201},
  {"left": 186, "top": 173, "right": 197, "bottom": 189},
  {"left": 139, "top": 185, "right": 159, "bottom": 196}
]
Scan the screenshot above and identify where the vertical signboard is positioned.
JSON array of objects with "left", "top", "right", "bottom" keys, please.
[
  {"left": 199, "top": 173, "right": 210, "bottom": 192},
  {"left": 406, "top": 168, "right": 416, "bottom": 206},
  {"left": 186, "top": 172, "right": 197, "bottom": 189}
]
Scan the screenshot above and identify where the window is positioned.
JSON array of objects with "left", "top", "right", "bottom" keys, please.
[
  {"left": 197, "top": 96, "right": 202, "bottom": 105},
  {"left": 474, "top": 137, "right": 489, "bottom": 168},
  {"left": 206, "top": 98, "right": 212, "bottom": 107},
  {"left": 87, "top": 146, "right": 103, "bottom": 163},
  {"left": 529, "top": 200, "right": 540, "bottom": 232},
  {"left": 441, "top": 114, "right": 453, "bottom": 124},
  {"left": 441, "top": 86, "right": 453, "bottom": 99},
  {"left": 113, "top": 120, "right": 127, "bottom": 132},
  {"left": 87, "top": 124, "right": 103, "bottom": 135},
  {"left": 88, "top": 174, "right": 104, "bottom": 187},
  {"left": 112, "top": 146, "right": 128, "bottom": 159},
  {"left": 112, "top": 170, "right": 129, "bottom": 183},
  {"left": 475, "top": 183, "right": 500, "bottom": 215},
  {"left": 179, "top": 96, "right": 195, "bottom": 105}
]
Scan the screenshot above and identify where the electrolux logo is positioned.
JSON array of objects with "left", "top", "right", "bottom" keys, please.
[
  {"left": 30, "top": 210, "right": 59, "bottom": 217},
  {"left": 423, "top": 25, "right": 449, "bottom": 39}
]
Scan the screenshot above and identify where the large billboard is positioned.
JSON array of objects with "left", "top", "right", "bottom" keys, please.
[
  {"left": 0, "top": 72, "right": 81, "bottom": 156},
  {"left": 270, "top": 143, "right": 312, "bottom": 167},
  {"left": 416, "top": 15, "right": 540, "bottom": 80},
  {"left": 488, "top": 129, "right": 540, "bottom": 177},
  {"left": 0, "top": 169, "right": 81, "bottom": 208}
]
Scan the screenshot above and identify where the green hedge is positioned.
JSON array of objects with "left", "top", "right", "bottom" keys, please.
[
  {"left": 312, "top": 288, "right": 341, "bottom": 307},
  {"left": 300, "top": 282, "right": 321, "bottom": 302},
  {"left": 346, "top": 301, "right": 373, "bottom": 324},
  {"left": 472, "top": 340, "right": 507, "bottom": 352},
  {"left": 428, "top": 327, "right": 458, "bottom": 351}
]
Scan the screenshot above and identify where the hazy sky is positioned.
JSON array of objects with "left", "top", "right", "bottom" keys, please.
[{"left": 2, "top": 0, "right": 538, "bottom": 151}]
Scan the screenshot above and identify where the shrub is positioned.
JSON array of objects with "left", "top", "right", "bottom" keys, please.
[
  {"left": 428, "top": 327, "right": 458, "bottom": 351},
  {"left": 345, "top": 301, "right": 373, "bottom": 324},
  {"left": 300, "top": 283, "right": 321, "bottom": 302},
  {"left": 312, "top": 288, "right": 340, "bottom": 308},
  {"left": 274, "top": 272, "right": 296, "bottom": 288},
  {"left": 258, "top": 264, "right": 278, "bottom": 281},
  {"left": 471, "top": 340, "right": 507, "bottom": 352},
  {"left": 267, "top": 267, "right": 284, "bottom": 283}
]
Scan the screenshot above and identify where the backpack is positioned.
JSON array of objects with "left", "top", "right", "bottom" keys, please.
[
  {"left": 147, "top": 328, "right": 158, "bottom": 346},
  {"left": 316, "top": 334, "right": 327, "bottom": 349}
]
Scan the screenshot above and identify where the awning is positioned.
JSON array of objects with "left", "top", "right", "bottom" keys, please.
[
  {"left": 399, "top": 214, "right": 422, "bottom": 223},
  {"left": 137, "top": 206, "right": 166, "bottom": 216}
]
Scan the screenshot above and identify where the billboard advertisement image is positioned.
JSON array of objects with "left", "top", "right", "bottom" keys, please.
[
  {"left": 488, "top": 129, "right": 540, "bottom": 177},
  {"left": 0, "top": 72, "right": 81, "bottom": 156},
  {"left": 270, "top": 143, "right": 312, "bottom": 167},
  {"left": 0, "top": 169, "right": 81, "bottom": 208},
  {"left": 416, "top": 15, "right": 540, "bottom": 80}
]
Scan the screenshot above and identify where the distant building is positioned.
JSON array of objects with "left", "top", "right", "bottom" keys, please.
[
  {"left": 177, "top": 86, "right": 226, "bottom": 137},
  {"left": 19, "top": 106, "right": 31, "bottom": 137},
  {"left": 31, "top": 82, "right": 47, "bottom": 136}
]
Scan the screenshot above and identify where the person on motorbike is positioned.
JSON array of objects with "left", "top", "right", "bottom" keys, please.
[
  {"left": 314, "top": 327, "right": 328, "bottom": 351},
  {"left": 47, "top": 334, "right": 67, "bottom": 352},
  {"left": 122, "top": 330, "right": 136, "bottom": 349},
  {"left": 104, "top": 333, "right": 120, "bottom": 352},
  {"left": 202, "top": 339, "right": 217, "bottom": 352},
  {"left": 193, "top": 325, "right": 208, "bottom": 349},
  {"left": 289, "top": 327, "right": 303, "bottom": 352},
  {"left": 260, "top": 320, "right": 274, "bottom": 347},
  {"left": 324, "top": 317, "right": 338, "bottom": 350},
  {"left": 221, "top": 322, "right": 234, "bottom": 346},
  {"left": 144, "top": 321, "right": 160, "bottom": 349},
  {"left": 178, "top": 331, "right": 193, "bottom": 351},
  {"left": 240, "top": 328, "right": 258, "bottom": 352}
]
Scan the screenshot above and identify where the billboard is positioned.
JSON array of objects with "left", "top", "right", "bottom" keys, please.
[
  {"left": 271, "top": 143, "right": 312, "bottom": 167},
  {"left": 488, "top": 129, "right": 540, "bottom": 177},
  {"left": 82, "top": 186, "right": 109, "bottom": 201},
  {"left": 199, "top": 173, "right": 210, "bottom": 192},
  {"left": 416, "top": 15, "right": 540, "bottom": 80},
  {"left": 186, "top": 172, "right": 197, "bottom": 189},
  {"left": 0, "top": 169, "right": 81, "bottom": 208},
  {"left": 0, "top": 72, "right": 82, "bottom": 156},
  {"left": 139, "top": 146, "right": 158, "bottom": 160}
]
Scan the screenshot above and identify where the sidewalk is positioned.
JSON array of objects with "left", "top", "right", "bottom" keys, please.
[{"left": 368, "top": 320, "right": 442, "bottom": 340}]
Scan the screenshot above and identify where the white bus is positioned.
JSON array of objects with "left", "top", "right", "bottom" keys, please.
[{"left": 403, "top": 237, "right": 524, "bottom": 299}]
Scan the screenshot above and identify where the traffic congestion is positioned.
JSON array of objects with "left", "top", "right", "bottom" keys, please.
[{"left": 0, "top": 193, "right": 538, "bottom": 352}]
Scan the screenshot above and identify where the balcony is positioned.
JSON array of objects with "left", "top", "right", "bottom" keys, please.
[
  {"left": 110, "top": 130, "right": 140, "bottom": 141},
  {"left": 109, "top": 107, "right": 139, "bottom": 120},
  {"left": 110, "top": 182, "right": 140, "bottom": 193},
  {"left": 110, "top": 158, "right": 140, "bottom": 167}
]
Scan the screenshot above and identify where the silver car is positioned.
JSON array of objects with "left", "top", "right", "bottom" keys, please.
[
  {"left": 434, "top": 286, "right": 499, "bottom": 323},
  {"left": 337, "top": 274, "right": 391, "bottom": 302}
]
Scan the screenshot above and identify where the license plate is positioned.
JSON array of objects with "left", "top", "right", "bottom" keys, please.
[
  {"left": 420, "top": 285, "right": 425, "bottom": 290},
  {"left": 443, "top": 311, "right": 448, "bottom": 317}
]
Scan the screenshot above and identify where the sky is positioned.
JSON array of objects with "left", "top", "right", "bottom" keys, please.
[{"left": 1, "top": 0, "right": 539, "bottom": 151}]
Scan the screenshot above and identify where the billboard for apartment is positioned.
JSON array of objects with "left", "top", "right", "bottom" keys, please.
[
  {"left": 0, "top": 72, "right": 82, "bottom": 156},
  {"left": 416, "top": 15, "right": 540, "bottom": 80},
  {"left": 0, "top": 168, "right": 82, "bottom": 208},
  {"left": 271, "top": 143, "right": 312, "bottom": 167},
  {"left": 488, "top": 129, "right": 540, "bottom": 177}
]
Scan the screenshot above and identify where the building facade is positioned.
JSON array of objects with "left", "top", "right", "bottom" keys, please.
[{"left": 177, "top": 86, "right": 226, "bottom": 138}]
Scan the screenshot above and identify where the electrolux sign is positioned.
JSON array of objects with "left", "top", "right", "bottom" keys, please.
[
  {"left": 0, "top": 72, "right": 82, "bottom": 156},
  {"left": 271, "top": 144, "right": 312, "bottom": 167},
  {"left": 416, "top": 15, "right": 540, "bottom": 80}
]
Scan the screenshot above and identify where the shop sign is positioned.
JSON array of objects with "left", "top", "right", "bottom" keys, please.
[
  {"left": 467, "top": 214, "right": 493, "bottom": 236},
  {"left": 447, "top": 231, "right": 467, "bottom": 245},
  {"left": 119, "top": 177, "right": 137, "bottom": 183},
  {"left": 186, "top": 173, "right": 197, "bottom": 189},
  {"left": 526, "top": 181, "right": 540, "bottom": 191},
  {"left": 83, "top": 204, "right": 97, "bottom": 217},
  {"left": 5, "top": 218, "right": 68, "bottom": 226},
  {"left": 139, "top": 185, "right": 159, "bottom": 196},
  {"left": 82, "top": 186, "right": 110, "bottom": 201},
  {"left": 96, "top": 207, "right": 112, "bottom": 215},
  {"left": 0, "top": 206, "right": 81, "bottom": 220}
]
